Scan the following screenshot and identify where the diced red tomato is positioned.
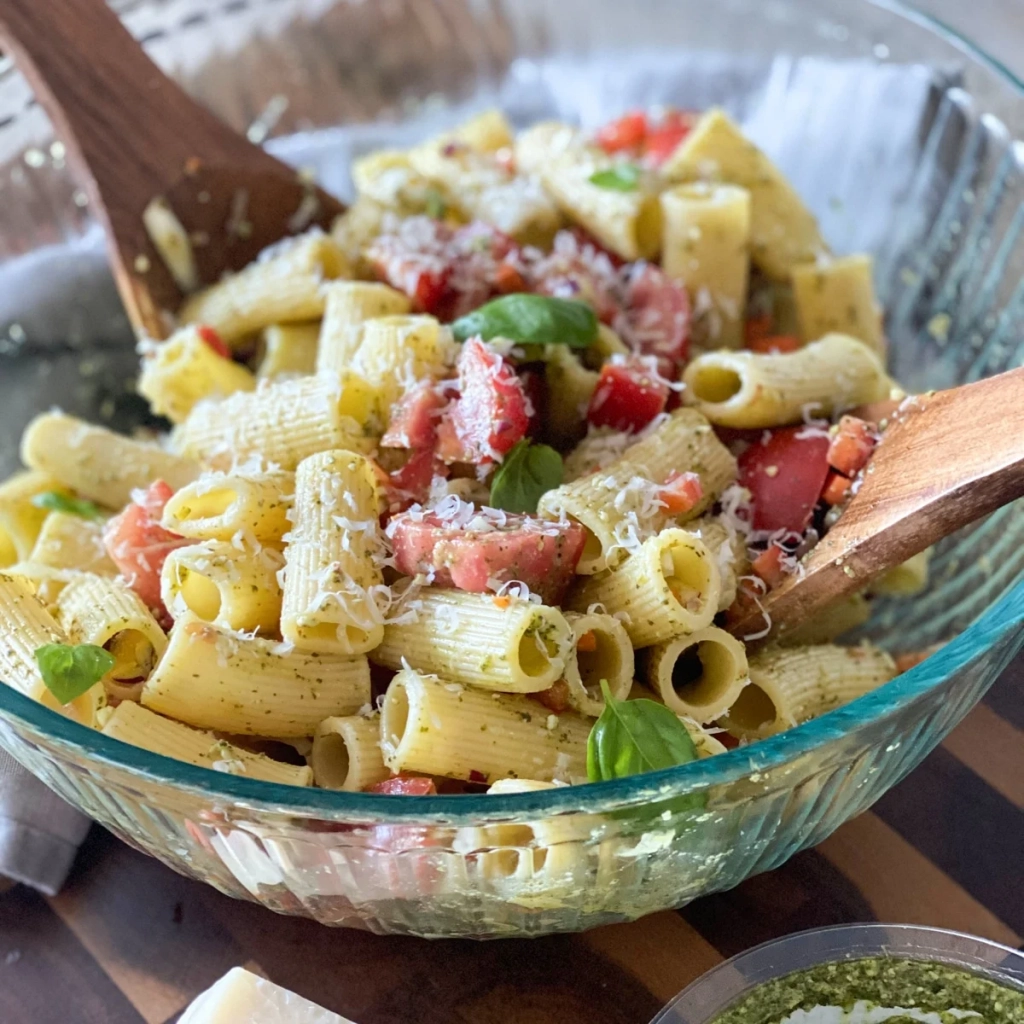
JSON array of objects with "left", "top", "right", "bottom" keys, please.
[
  {"left": 894, "top": 649, "right": 935, "bottom": 673},
  {"left": 493, "top": 262, "right": 526, "bottom": 294},
  {"left": 532, "top": 678, "right": 572, "bottom": 713},
  {"left": 587, "top": 359, "right": 669, "bottom": 432},
  {"left": 369, "top": 774, "right": 438, "bottom": 796},
  {"left": 821, "top": 470, "right": 853, "bottom": 506},
  {"left": 716, "top": 731, "right": 740, "bottom": 750},
  {"left": 196, "top": 325, "right": 231, "bottom": 359},
  {"left": 743, "top": 312, "right": 774, "bottom": 348},
  {"left": 618, "top": 263, "right": 690, "bottom": 375},
  {"left": 103, "top": 480, "right": 190, "bottom": 624},
  {"left": 389, "top": 511, "right": 586, "bottom": 604},
  {"left": 658, "top": 470, "right": 704, "bottom": 516},
  {"left": 751, "top": 543, "right": 789, "bottom": 589},
  {"left": 576, "top": 630, "right": 597, "bottom": 653},
  {"left": 827, "top": 415, "right": 877, "bottom": 477},
  {"left": 738, "top": 427, "right": 831, "bottom": 533},
  {"left": 385, "top": 449, "right": 447, "bottom": 510},
  {"left": 596, "top": 111, "right": 648, "bottom": 153},
  {"left": 381, "top": 381, "right": 446, "bottom": 449},
  {"left": 747, "top": 334, "right": 801, "bottom": 355},
  {"left": 644, "top": 119, "right": 692, "bottom": 165},
  {"left": 436, "top": 339, "right": 530, "bottom": 464}
]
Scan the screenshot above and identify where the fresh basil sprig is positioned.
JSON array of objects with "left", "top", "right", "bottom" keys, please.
[
  {"left": 587, "top": 680, "right": 699, "bottom": 782},
  {"left": 452, "top": 294, "right": 598, "bottom": 349},
  {"left": 489, "top": 440, "right": 563, "bottom": 514},
  {"left": 31, "top": 491, "right": 103, "bottom": 520},
  {"left": 588, "top": 163, "right": 643, "bottom": 192},
  {"left": 34, "top": 643, "right": 114, "bottom": 705}
]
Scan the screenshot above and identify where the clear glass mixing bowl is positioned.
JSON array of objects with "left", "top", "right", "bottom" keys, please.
[{"left": 0, "top": 0, "right": 1021, "bottom": 938}]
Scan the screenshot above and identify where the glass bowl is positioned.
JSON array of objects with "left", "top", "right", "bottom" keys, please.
[
  {"left": 651, "top": 923, "right": 1024, "bottom": 1023},
  {"left": 0, "top": 0, "right": 1022, "bottom": 938}
]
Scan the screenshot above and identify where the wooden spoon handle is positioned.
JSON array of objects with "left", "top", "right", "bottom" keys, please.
[{"left": 729, "top": 365, "right": 1024, "bottom": 642}]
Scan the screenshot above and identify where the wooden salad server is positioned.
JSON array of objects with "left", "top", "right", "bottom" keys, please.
[
  {"left": 727, "top": 365, "right": 1024, "bottom": 644},
  {"left": 0, "top": 0, "right": 345, "bottom": 340}
]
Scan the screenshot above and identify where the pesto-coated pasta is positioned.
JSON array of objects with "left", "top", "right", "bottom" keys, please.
[
  {"left": 792, "top": 254, "right": 884, "bottom": 355},
  {"left": 257, "top": 323, "right": 321, "bottom": 378},
  {"left": 0, "top": 470, "right": 57, "bottom": 568},
  {"left": 311, "top": 713, "right": 389, "bottom": 791},
  {"left": 29, "top": 512, "right": 117, "bottom": 576},
  {"left": 561, "top": 611, "right": 634, "bottom": 717},
  {"left": 316, "top": 281, "right": 411, "bottom": 379}
]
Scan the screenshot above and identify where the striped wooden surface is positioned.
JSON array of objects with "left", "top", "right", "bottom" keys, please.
[{"left": 0, "top": 655, "right": 1020, "bottom": 1024}]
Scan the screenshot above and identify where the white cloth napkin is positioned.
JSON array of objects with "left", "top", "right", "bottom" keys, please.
[{"left": 0, "top": 748, "right": 89, "bottom": 896}]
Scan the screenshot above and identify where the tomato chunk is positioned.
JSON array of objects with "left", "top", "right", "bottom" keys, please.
[
  {"left": 738, "top": 427, "right": 831, "bottom": 533},
  {"left": 196, "top": 325, "right": 231, "bottom": 359},
  {"left": 369, "top": 774, "right": 438, "bottom": 796},
  {"left": 751, "top": 543, "right": 789, "bottom": 589},
  {"left": 658, "top": 470, "right": 704, "bottom": 516},
  {"left": 385, "top": 449, "right": 447, "bottom": 511},
  {"left": 743, "top": 312, "right": 774, "bottom": 348},
  {"left": 381, "top": 381, "right": 446, "bottom": 449},
  {"left": 747, "top": 334, "right": 801, "bottom": 355},
  {"left": 389, "top": 511, "right": 585, "bottom": 603},
  {"left": 596, "top": 111, "right": 648, "bottom": 153},
  {"left": 644, "top": 121, "right": 692, "bottom": 165},
  {"left": 821, "top": 470, "right": 853, "bottom": 506},
  {"left": 827, "top": 415, "right": 877, "bottom": 477},
  {"left": 103, "top": 481, "right": 190, "bottom": 623},
  {"left": 436, "top": 339, "right": 529, "bottom": 464},
  {"left": 532, "top": 678, "right": 572, "bottom": 713},
  {"left": 587, "top": 359, "right": 669, "bottom": 432},
  {"left": 618, "top": 263, "right": 690, "bottom": 375}
]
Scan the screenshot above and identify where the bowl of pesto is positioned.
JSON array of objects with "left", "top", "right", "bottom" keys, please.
[{"left": 653, "top": 925, "right": 1024, "bottom": 1024}]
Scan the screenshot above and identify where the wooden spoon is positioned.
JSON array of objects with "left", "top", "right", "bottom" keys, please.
[
  {"left": 0, "top": 0, "right": 345, "bottom": 340},
  {"left": 727, "top": 365, "right": 1024, "bottom": 644}
]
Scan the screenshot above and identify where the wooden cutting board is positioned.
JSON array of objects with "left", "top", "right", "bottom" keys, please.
[{"left": 0, "top": 655, "right": 1020, "bottom": 1024}]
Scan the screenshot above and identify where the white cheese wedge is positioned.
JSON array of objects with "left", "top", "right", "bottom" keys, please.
[{"left": 179, "top": 967, "right": 354, "bottom": 1024}]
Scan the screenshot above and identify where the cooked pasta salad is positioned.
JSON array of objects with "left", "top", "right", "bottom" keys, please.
[{"left": 0, "top": 106, "right": 925, "bottom": 795}]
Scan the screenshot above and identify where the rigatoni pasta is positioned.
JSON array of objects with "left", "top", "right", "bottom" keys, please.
[
  {"left": 257, "top": 323, "right": 321, "bottom": 378},
  {"left": 29, "top": 512, "right": 117, "bottom": 576},
  {"left": 316, "top": 281, "right": 411, "bottom": 379},
  {"left": 791, "top": 254, "right": 884, "bottom": 355},
  {"left": 311, "top": 713, "right": 389, "bottom": 791},
  {"left": 0, "top": 470, "right": 63, "bottom": 568}
]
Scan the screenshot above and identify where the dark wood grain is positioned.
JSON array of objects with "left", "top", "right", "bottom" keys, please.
[
  {"left": 0, "top": 654, "right": 1017, "bottom": 1024},
  {"left": 0, "top": 0, "right": 345, "bottom": 339},
  {"left": 729, "top": 367, "right": 1024, "bottom": 641}
]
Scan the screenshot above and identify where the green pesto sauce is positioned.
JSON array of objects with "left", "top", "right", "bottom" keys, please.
[{"left": 711, "top": 957, "right": 1024, "bottom": 1024}]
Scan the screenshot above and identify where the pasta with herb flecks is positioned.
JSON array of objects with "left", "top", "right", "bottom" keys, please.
[{"left": 2, "top": 107, "right": 915, "bottom": 794}]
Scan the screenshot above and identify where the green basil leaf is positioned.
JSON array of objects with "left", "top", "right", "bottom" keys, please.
[
  {"left": 31, "top": 491, "right": 103, "bottom": 520},
  {"left": 423, "top": 186, "right": 447, "bottom": 220},
  {"left": 489, "top": 440, "right": 563, "bottom": 514},
  {"left": 452, "top": 294, "right": 598, "bottom": 349},
  {"left": 34, "top": 643, "right": 114, "bottom": 704},
  {"left": 587, "top": 680, "right": 698, "bottom": 782},
  {"left": 588, "top": 164, "right": 643, "bottom": 192}
]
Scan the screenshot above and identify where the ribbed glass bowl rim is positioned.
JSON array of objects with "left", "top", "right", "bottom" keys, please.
[
  {"left": 0, "top": 0, "right": 1022, "bottom": 823},
  {"left": 650, "top": 922, "right": 1024, "bottom": 1024}
]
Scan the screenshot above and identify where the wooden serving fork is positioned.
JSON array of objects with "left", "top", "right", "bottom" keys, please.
[
  {"left": 727, "top": 366, "right": 1024, "bottom": 643},
  {"left": 0, "top": 0, "right": 345, "bottom": 339}
]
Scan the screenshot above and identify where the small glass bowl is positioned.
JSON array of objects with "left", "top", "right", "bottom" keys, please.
[{"left": 652, "top": 924, "right": 1024, "bottom": 1024}]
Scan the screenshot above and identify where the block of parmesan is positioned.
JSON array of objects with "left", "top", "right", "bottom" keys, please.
[{"left": 179, "top": 968, "right": 354, "bottom": 1024}]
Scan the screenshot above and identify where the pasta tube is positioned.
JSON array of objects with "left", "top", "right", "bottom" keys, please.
[
  {"left": 871, "top": 548, "right": 932, "bottom": 597},
  {"left": 661, "top": 182, "right": 751, "bottom": 348},
  {"left": 451, "top": 108, "right": 515, "bottom": 153},
  {"left": 380, "top": 668, "right": 590, "bottom": 783},
  {"left": 102, "top": 701, "right": 313, "bottom": 785},
  {"left": 684, "top": 517, "right": 748, "bottom": 612},
  {"left": 351, "top": 314, "right": 456, "bottom": 416},
  {"left": 791, "top": 254, "right": 884, "bottom": 355},
  {"left": 720, "top": 643, "right": 896, "bottom": 740},
  {"left": 0, "top": 470, "right": 61, "bottom": 568},
  {"left": 280, "top": 450, "right": 385, "bottom": 656},
  {"left": 161, "top": 541, "right": 283, "bottom": 635},
  {"left": 140, "top": 616, "right": 369, "bottom": 737},
  {"left": 161, "top": 470, "right": 293, "bottom": 544},
  {"left": 562, "top": 611, "right": 634, "bottom": 717},
  {"left": 539, "top": 409, "right": 736, "bottom": 574},
  {"left": 316, "top": 281, "right": 411, "bottom": 379},
  {"left": 372, "top": 590, "right": 573, "bottom": 693},
  {"left": 311, "top": 714, "right": 389, "bottom": 791},
  {"left": 683, "top": 333, "right": 893, "bottom": 429},
  {"left": 29, "top": 512, "right": 117, "bottom": 575},
  {"left": 138, "top": 325, "right": 256, "bottom": 423},
  {"left": 782, "top": 593, "right": 872, "bottom": 647},
  {"left": 179, "top": 231, "right": 349, "bottom": 344},
  {"left": 543, "top": 346, "right": 599, "bottom": 445},
  {"left": 257, "top": 323, "right": 320, "bottom": 378},
  {"left": 515, "top": 122, "right": 662, "bottom": 261},
  {"left": 172, "top": 375, "right": 376, "bottom": 471},
  {"left": 680, "top": 718, "right": 729, "bottom": 758},
  {"left": 55, "top": 573, "right": 168, "bottom": 701},
  {"left": 569, "top": 529, "right": 720, "bottom": 648},
  {"left": 662, "top": 108, "right": 827, "bottom": 279},
  {"left": 0, "top": 573, "right": 103, "bottom": 725},
  {"left": 21, "top": 413, "right": 201, "bottom": 510},
  {"left": 0, "top": 562, "right": 76, "bottom": 608},
  {"left": 643, "top": 626, "right": 749, "bottom": 723}
]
